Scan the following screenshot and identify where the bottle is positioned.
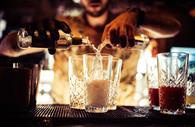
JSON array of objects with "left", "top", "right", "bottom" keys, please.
[
  {"left": 16, "top": 28, "right": 90, "bottom": 54},
  {"left": 17, "top": 28, "right": 150, "bottom": 54}
]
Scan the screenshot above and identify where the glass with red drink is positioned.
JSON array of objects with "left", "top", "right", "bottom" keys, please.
[
  {"left": 157, "top": 52, "right": 189, "bottom": 115},
  {"left": 159, "top": 86, "right": 186, "bottom": 113},
  {"left": 148, "top": 87, "right": 159, "bottom": 110},
  {"left": 147, "top": 57, "right": 159, "bottom": 110}
]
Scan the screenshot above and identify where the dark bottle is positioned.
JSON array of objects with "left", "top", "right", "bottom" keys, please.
[{"left": 16, "top": 28, "right": 90, "bottom": 54}]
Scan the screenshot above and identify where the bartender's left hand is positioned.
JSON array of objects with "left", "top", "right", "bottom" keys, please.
[{"left": 102, "top": 11, "right": 138, "bottom": 48}]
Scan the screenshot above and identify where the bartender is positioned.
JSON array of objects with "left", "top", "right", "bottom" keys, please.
[{"left": 0, "top": 0, "right": 181, "bottom": 105}]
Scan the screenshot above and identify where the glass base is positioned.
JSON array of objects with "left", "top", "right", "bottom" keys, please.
[
  {"left": 108, "top": 105, "right": 117, "bottom": 110},
  {"left": 85, "top": 105, "right": 108, "bottom": 113},
  {"left": 150, "top": 105, "right": 159, "bottom": 111},
  {"left": 160, "top": 108, "right": 185, "bottom": 115},
  {"left": 70, "top": 103, "right": 85, "bottom": 110},
  {"left": 186, "top": 104, "right": 195, "bottom": 109}
]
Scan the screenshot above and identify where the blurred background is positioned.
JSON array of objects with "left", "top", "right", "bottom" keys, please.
[{"left": 0, "top": 0, "right": 194, "bottom": 106}]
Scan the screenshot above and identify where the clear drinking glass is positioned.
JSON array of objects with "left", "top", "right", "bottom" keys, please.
[
  {"left": 157, "top": 52, "right": 189, "bottom": 115},
  {"left": 68, "top": 55, "right": 86, "bottom": 109},
  {"left": 146, "top": 56, "right": 159, "bottom": 110},
  {"left": 186, "top": 54, "right": 195, "bottom": 109},
  {"left": 84, "top": 53, "right": 122, "bottom": 113}
]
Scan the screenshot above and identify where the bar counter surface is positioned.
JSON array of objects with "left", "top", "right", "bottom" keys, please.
[{"left": 1, "top": 104, "right": 195, "bottom": 127}]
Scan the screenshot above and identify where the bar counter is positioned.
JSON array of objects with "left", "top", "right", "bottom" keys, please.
[{"left": 1, "top": 104, "right": 195, "bottom": 127}]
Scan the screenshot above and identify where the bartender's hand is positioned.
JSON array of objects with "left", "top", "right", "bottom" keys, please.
[
  {"left": 25, "top": 18, "right": 71, "bottom": 42},
  {"left": 27, "top": 18, "right": 71, "bottom": 54},
  {"left": 102, "top": 11, "right": 138, "bottom": 48},
  {"left": 0, "top": 18, "right": 71, "bottom": 57}
]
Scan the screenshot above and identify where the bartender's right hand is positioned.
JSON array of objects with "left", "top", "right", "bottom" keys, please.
[{"left": 0, "top": 18, "right": 71, "bottom": 57}]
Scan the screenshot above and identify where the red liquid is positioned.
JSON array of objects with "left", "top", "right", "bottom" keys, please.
[
  {"left": 149, "top": 88, "right": 159, "bottom": 107},
  {"left": 159, "top": 86, "right": 186, "bottom": 111}
]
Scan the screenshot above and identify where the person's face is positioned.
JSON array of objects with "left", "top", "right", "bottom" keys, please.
[{"left": 80, "top": 0, "right": 109, "bottom": 17}]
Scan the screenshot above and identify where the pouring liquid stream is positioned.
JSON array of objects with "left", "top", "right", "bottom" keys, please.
[{"left": 87, "top": 33, "right": 149, "bottom": 79}]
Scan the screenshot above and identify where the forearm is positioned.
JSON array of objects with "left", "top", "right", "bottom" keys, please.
[
  {"left": 128, "top": 8, "right": 181, "bottom": 38},
  {"left": 140, "top": 11, "right": 181, "bottom": 38}
]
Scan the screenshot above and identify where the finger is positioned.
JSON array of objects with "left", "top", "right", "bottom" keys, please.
[
  {"left": 49, "top": 29, "right": 59, "bottom": 44},
  {"left": 38, "top": 30, "right": 48, "bottom": 44},
  {"left": 118, "top": 26, "right": 127, "bottom": 48},
  {"left": 55, "top": 19, "right": 71, "bottom": 33},
  {"left": 25, "top": 21, "right": 43, "bottom": 37},
  {"left": 110, "top": 29, "right": 118, "bottom": 46},
  {"left": 28, "top": 21, "right": 46, "bottom": 44},
  {"left": 119, "top": 36, "right": 127, "bottom": 48},
  {"left": 42, "top": 19, "right": 60, "bottom": 42},
  {"left": 36, "top": 20, "right": 48, "bottom": 42},
  {"left": 126, "top": 26, "right": 135, "bottom": 47}
]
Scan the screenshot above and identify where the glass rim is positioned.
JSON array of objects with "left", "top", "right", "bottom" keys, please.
[
  {"left": 157, "top": 52, "right": 189, "bottom": 58},
  {"left": 85, "top": 53, "right": 122, "bottom": 61},
  {"left": 69, "top": 53, "right": 122, "bottom": 62}
]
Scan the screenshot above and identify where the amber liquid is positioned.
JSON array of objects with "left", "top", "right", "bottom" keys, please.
[
  {"left": 159, "top": 86, "right": 186, "bottom": 111},
  {"left": 149, "top": 88, "right": 159, "bottom": 107},
  {"left": 186, "top": 96, "right": 195, "bottom": 104}
]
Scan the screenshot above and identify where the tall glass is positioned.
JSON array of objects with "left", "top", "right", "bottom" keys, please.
[
  {"left": 186, "top": 54, "right": 195, "bottom": 109},
  {"left": 157, "top": 52, "right": 189, "bottom": 115},
  {"left": 84, "top": 53, "right": 122, "bottom": 113},
  {"left": 68, "top": 55, "right": 86, "bottom": 109},
  {"left": 146, "top": 57, "right": 159, "bottom": 110}
]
